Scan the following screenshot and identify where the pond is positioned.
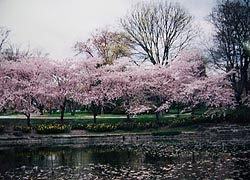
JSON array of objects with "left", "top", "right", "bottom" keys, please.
[{"left": 0, "top": 143, "right": 249, "bottom": 180}]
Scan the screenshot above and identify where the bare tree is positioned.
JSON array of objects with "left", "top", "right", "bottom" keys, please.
[
  {"left": 0, "top": 27, "right": 49, "bottom": 62},
  {"left": 209, "top": 0, "right": 250, "bottom": 104},
  {"left": 1, "top": 43, "right": 49, "bottom": 61},
  {"left": 74, "top": 28, "right": 133, "bottom": 64},
  {"left": 120, "top": 1, "right": 196, "bottom": 66},
  {"left": 2, "top": 44, "right": 30, "bottom": 61},
  {"left": 0, "top": 27, "right": 10, "bottom": 52}
]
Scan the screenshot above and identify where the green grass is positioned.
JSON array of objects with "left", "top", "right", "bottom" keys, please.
[
  {"left": 43, "top": 111, "right": 93, "bottom": 117},
  {"left": 167, "top": 109, "right": 181, "bottom": 114},
  {"left": 0, "top": 112, "right": 189, "bottom": 125},
  {"left": 0, "top": 112, "right": 20, "bottom": 116},
  {"left": 0, "top": 108, "right": 194, "bottom": 120},
  {"left": 98, "top": 114, "right": 126, "bottom": 117}
]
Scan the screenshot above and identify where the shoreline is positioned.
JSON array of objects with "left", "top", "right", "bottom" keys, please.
[{"left": 1, "top": 123, "right": 250, "bottom": 149}]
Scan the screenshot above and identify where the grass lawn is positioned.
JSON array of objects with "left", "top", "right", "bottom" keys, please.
[{"left": 0, "top": 113, "right": 178, "bottom": 127}]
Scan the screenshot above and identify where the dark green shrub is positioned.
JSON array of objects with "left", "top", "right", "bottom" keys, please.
[
  {"left": 155, "top": 121, "right": 170, "bottom": 127},
  {"left": 111, "top": 106, "right": 126, "bottom": 114},
  {"left": 225, "top": 107, "right": 250, "bottom": 122},
  {"left": 0, "top": 125, "right": 4, "bottom": 133},
  {"left": 71, "top": 123, "right": 87, "bottom": 130},
  {"left": 13, "top": 126, "right": 32, "bottom": 133},
  {"left": 169, "top": 116, "right": 210, "bottom": 127},
  {"left": 117, "top": 122, "right": 137, "bottom": 131},
  {"left": 152, "top": 130, "right": 182, "bottom": 136},
  {"left": 169, "top": 117, "right": 191, "bottom": 127}
]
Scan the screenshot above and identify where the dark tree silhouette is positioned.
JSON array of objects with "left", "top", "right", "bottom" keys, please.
[
  {"left": 209, "top": 0, "right": 250, "bottom": 105},
  {"left": 121, "top": 1, "right": 196, "bottom": 66}
]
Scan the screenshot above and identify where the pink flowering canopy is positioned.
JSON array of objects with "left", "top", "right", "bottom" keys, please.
[
  {"left": 0, "top": 58, "right": 52, "bottom": 125},
  {"left": 0, "top": 50, "right": 236, "bottom": 121}
]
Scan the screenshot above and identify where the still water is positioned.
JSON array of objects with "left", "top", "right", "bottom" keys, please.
[{"left": 0, "top": 143, "right": 249, "bottom": 179}]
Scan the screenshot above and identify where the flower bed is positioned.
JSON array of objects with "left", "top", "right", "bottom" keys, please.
[
  {"left": 82, "top": 121, "right": 170, "bottom": 132},
  {"left": 85, "top": 123, "right": 118, "bottom": 132},
  {"left": 35, "top": 124, "right": 71, "bottom": 134}
]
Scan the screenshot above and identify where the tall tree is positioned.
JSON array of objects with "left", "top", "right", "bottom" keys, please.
[
  {"left": 121, "top": 1, "right": 196, "bottom": 66},
  {"left": 209, "top": 0, "right": 250, "bottom": 105},
  {"left": 74, "top": 28, "right": 133, "bottom": 65}
]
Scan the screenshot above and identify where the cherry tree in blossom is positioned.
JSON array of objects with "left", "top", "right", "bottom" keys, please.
[
  {"left": 0, "top": 58, "right": 51, "bottom": 126},
  {"left": 73, "top": 58, "right": 128, "bottom": 123},
  {"left": 167, "top": 51, "right": 235, "bottom": 117},
  {"left": 118, "top": 51, "right": 235, "bottom": 120},
  {"left": 45, "top": 59, "right": 81, "bottom": 121},
  {"left": 121, "top": 65, "right": 172, "bottom": 120},
  {"left": 115, "top": 52, "right": 202, "bottom": 119}
]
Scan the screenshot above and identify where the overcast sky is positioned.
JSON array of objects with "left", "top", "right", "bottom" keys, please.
[{"left": 0, "top": 0, "right": 216, "bottom": 59}]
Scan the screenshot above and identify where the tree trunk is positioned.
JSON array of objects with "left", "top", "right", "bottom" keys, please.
[
  {"left": 177, "top": 103, "right": 180, "bottom": 114},
  {"left": 47, "top": 103, "right": 52, "bottom": 115},
  {"left": 93, "top": 112, "right": 97, "bottom": 124},
  {"left": 39, "top": 105, "right": 44, "bottom": 115},
  {"left": 71, "top": 107, "right": 76, "bottom": 116},
  {"left": 60, "top": 98, "right": 67, "bottom": 121},
  {"left": 191, "top": 108, "right": 194, "bottom": 116},
  {"left": 49, "top": 106, "right": 52, "bottom": 115},
  {"left": 155, "top": 112, "right": 160, "bottom": 121},
  {"left": 25, "top": 113, "right": 31, "bottom": 127},
  {"left": 126, "top": 114, "right": 130, "bottom": 120},
  {"left": 91, "top": 102, "right": 100, "bottom": 124},
  {"left": 101, "top": 106, "right": 104, "bottom": 115},
  {"left": 69, "top": 101, "right": 76, "bottom": 116},
  {"left": 60, "top": 107, "right": 65, "bottom": 122}
]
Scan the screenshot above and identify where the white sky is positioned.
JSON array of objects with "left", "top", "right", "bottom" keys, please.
[{"left": 0, "top": 0, "right": 216, "bottom": 59}]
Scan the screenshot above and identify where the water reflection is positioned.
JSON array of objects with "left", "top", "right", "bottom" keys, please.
[
  {"left": 0, "top": 144, "right": 249, "bottom": 179},
  {"left": 0, "top": 146, "right": 141, "bottom": 172}
]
